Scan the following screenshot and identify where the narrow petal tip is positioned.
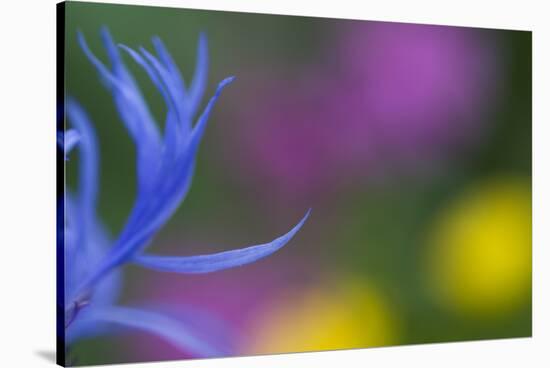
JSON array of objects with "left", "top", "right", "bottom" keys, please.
[
  {"left": 214, "top": 76, "right": 236, "bottom": 96},
  {"left": 117, "top": 43, "right": 136, "bottom": 54},
  {"left": 151, "top": 35, "right": 162, "bottom": 45},
  {"left": 99, "top": 26, "right": 112, "bottom": 39},
  {"left": 221, "top": 76, "right": 236, "bottom": 86}
]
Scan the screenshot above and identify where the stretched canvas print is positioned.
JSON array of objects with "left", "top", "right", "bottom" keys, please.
[{"left": 56, "top": 1, "right": 532, "bottom": 366}]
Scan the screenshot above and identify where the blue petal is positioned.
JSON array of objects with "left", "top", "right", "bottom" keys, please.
[
  {"left": 144, "top": 303, "right": 236, "bottom": 355},
  {"left": 65, "top": 192, "right": 122, "bottom": 309},
  {"left": 88, "top": 219, "right": 122, "bottom": 307},
  {"left": 77, "top": 31, "right": 138, "bottom": 118},
  {"left": 98, "top": 28, "right": 161, "bottom": 148},
  {"left": 64, "top": 193, "right": 81, "bottom": 296},
  {"left": 65, "top": 309, "right": 113, "bottom": 344},
  {"left": 118, "top": 44, "right": 184, "bottom": 160},
  {"left": 118, "top": 44, "right": 175, "bottom": 113},
  {"left": 151, "top": 36, "right": 187, "bottom": 96},
  {"left": 149, "top": 33, "right": 207, "bottom": 123},
  {"left": 63, "top": 109, "right": 121, "bottom": 307},
  {"left": 77, "top": 306, "right": 224, "bottom": 357},
  {"left": 66, "top": 99, "right": 99, "bottom": 249},
  {"left": 139, "top": 46, "right": 190, "bottom": 125},
  {"left": 188, "top": 33, "right": 208, "bottom": 119},
  {"left": 100, "top": 28, "right": 143, "bottom": 99},
  {"left": 100, "top": 27, "right": 145, "bottom": 98},
  {"left": 133, "top": 209, "right": 311, "bottom": 273}
]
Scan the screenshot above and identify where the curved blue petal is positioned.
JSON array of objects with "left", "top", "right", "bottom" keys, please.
[
  {"left": 64, "top": 193, "right": 81, "bottom": 296},
  {"left": 65, "top": 191, "right": 122, "bottom": 310},
  {"left": 118, "top": 44, "right": 174, "bottom": 111},
  {"left": 149, "top": 33, "right": 207, "bottom": 123},
  {"left": 77, "top": 31, "right": 140, "bottom": 130},
  {"left": 132, "top": 209, "right": 311, "bottom": 274},
  {"left": 189, "top": 33, "right": 208, "bottom": 119},
  {"left": 66, "top": 99, "right": 98, "bottom": 251},
  {"left": 89, "top": 220, "right": 122, "bottom": 308},
  {"left": 151, "top": 37, "right": 192, "bottom": 142},
  {"left": 144, "top": 303, "right": 236, "bottom": 355},
  {"left": 119, "top": 44, "right": 184, "bottom": 160},
  {"left": 80, "top": 306, "right": 224, "bottom": 357},
  {"left": 139, "top": 46, "right": 190, "bottom": 125},
  {"left": 66, "top": 310, "right": 113, "bottom": 344},
  {"left": 98, "top": 27, "right": 161, "bottom": 148},
  {"left": 63, "top": 104, "right": 121, "bottom": 308},
  {"left": 151, "top": 36, "right": 187, "bottom": 96}
]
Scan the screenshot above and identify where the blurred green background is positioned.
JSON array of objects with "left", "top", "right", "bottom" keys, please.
[{"left": 64, "top": 1, "right": 531, "bottom": 365}]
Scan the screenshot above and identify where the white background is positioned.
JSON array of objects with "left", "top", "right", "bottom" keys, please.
[{"left": 0, "top": 0, "right": 548, "bottom": 367}]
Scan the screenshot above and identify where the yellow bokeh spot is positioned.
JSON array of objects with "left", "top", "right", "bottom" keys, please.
[
  {"left": 429, "top": 177, "right": 531, "bottom": 316},
  {"left": 245, "top": 278, "right": 398, "bottom": 355}
]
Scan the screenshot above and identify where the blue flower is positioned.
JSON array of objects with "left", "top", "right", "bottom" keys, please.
[{"left": 62, "top": 27, "right": 310, "bottom": 358}]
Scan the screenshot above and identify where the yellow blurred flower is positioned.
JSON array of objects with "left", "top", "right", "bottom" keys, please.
[
  {"left": 428, "top": 177, "right": 531, "bottom": 316},
  {"left": 244, "top": 278, "right": 399, "bottom": 354}
]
